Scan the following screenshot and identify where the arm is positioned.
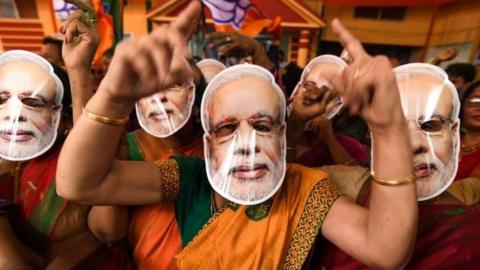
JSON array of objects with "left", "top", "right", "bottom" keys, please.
[
  {"left": 60, "top": 4, "right": 131, "bottom": 244},
  {"left": 306, "top": 116, "right": 359, "bottom": 165},
  {"left": 0, "top": 216, "right": 43, "bottom": 269},
  {"left": 60, "top": 8, "right": 99, "bottom": 123},
  {"left": 56, "top": 1, "right": 200, "bottom": 205},
  {"left": 88, "top": 136, "right": 130, "bottom": 244},
  {"left": 427, "top": 47, "right": 458, "bottom": 66},
  {"left": 323, "top": 137, "right": 358, "bottom": 165},
  {"left": 320, "top": 19, "right": 417, "bottom": 270},
  {"left": 286, "top": 84, "right": 336, "bottom": 162},
  {"left": 88, "top": 205, "right": 129, "bottom": 243}
]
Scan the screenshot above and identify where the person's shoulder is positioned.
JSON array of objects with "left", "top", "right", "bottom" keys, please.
[
  {"left": 287, "top": 163, "right": 328, "bottom": 178},
  {"left": 318, "top": 165, "right": 370, "bottom": 200},
  {"left": 283, "top": 164, "right": 340, "bottom": 210},
  {"left": 286, "top": 163, "right": 329, "bottom": 190}
]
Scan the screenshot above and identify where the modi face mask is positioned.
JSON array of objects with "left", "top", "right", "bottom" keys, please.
[
  {"left": 201, "top": 64, "right": 286, "bottom": 205},
  {"left": 394, "top": 63, "right": 460, "bottom": 201},
  {"left": 288, "top": 55, "right": 347, "bottom": 119},
  {"left": 0, "top": 50, "right": 63, "bottom": 161},
  {"left": 135, "top": 56, "right": 195, "bottom": 138},
  {"left": 197, "top": 59, "right": 226, "bottom": 83}
]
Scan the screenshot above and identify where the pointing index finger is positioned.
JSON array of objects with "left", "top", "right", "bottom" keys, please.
[
  {"left": 170, "top": 0, "right": 201, "bottom": 35},
  {"left": 331, "top": 19, "right": 367, "bottom": 62}
]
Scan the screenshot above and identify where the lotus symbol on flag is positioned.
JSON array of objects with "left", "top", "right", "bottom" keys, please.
[
  {"left": 53, "top": 0, "right": 78, "bottom": 21},
  {"left": 203, "top": 0, "right": 253, "bottom": 29}
]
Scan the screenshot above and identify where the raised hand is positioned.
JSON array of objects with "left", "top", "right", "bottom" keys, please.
[
  {"left": 208, "top": 32, "right": 258, "bottom": 56},
  {"left": 208, "top": 31, "right": 273, "bottom": 69},
  {"left": 100, "top": 1, "right": 200, "bottom": 102},
  {"left": 60, "top": 0, "right": 99, "bottom": 70},
  {"left": 290, "top": 82, "right": 337, "bottom": 123},
  {"left": 330, "top": 19, "right": 405, "bottom": 133},
  {"left": 435, "top": 47, "right": 458, "bottom": 62}
]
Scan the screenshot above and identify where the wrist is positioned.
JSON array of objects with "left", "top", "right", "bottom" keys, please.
[
  {"left": 370, "top": 118, "right": 409, "bottom": 143},
  {"left": 67, "top": 67, "right": 93, "bottom": 81},
  {"left": 65, "top": 61, "right": 90, "bottom": 69},
  {"left": 91, "top": 89, "right": 135, "bottom": 119}
]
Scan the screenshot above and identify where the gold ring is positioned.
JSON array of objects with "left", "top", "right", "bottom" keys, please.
[{"left": 84, "top": 17, "right": 97, "bottom": 28}]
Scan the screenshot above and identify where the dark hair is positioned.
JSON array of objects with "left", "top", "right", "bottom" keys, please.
[
  {"left": 51, "top": 63, "right": 72, "bottom": 121},
  {"left": 446, "top": 63, "right": 477, "bottom": 83},
  {"left": 42, "top": 36, "right": 63, "bottom": 48},
  {"left": 281, "top": 62, "right": 303, "bottom": 97},
  {"left": 459, "top": 80, "right": 480, "bottom": 121}
]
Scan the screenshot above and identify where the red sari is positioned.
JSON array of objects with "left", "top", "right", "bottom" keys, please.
[
  {"left": 297, "top": 134, "right": 368, "bottom": 167},
  {"left": 455, "top": 147, "right": 480, "bottom": 180},
  {"left": 1, "top": 145, "right": 128, "bottom": 269},
  {"left": 314, "top": 199, "right": 480, "bottom": 269}
]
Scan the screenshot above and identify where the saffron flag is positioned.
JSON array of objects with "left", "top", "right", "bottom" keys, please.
[
  {"left": 101, "top": 0, "right": 124, "bottom": 45},
  {"left": 202, "top": 0, "right": 281, "bottom": 37},
  {"left": 90, "top": 0, "right": 115, "bottom": 68}
]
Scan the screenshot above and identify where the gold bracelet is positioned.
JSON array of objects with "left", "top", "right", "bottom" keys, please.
[
  {"left": 82, "top": 107, "right": 129, "bottom": 126},
  {"left": 370, "top": 171, "right": 415, "bottom": 186}
]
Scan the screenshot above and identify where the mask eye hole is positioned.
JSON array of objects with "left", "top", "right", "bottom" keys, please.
[
  {"left": 0, "top": 94, "right": 9, "bottom": 105},
  {"left": 20, "top": 97, "right": 47, "bottom": 109},
  {"left": 252, "top": 120, "right": 273, "bottom": 133},
  {"left": 419, "top": 117, "right": 447, "bottom": 133},
  {"left": 214, "top": 122, "right": 238, "bottom": 137}
]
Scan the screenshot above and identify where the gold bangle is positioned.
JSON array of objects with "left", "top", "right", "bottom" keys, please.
[
  {"left": 370, "top": 171, "right": 415, "bottom": 186},
  {"left": 82, "top": 107, "right": 129, "bottom": 126}
]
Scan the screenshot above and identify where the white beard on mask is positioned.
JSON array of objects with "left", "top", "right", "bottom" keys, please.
[
  {"left": 207, "top": 131, "right": 286, "bottom": 204},
  {"left": 0, "top": 113, "right": 57, "bottom": 161},
  {"left": 415, "top": 148, "right": 457, "bottom": 201}
]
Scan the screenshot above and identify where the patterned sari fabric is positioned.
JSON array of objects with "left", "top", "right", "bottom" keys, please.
[
  {"left": 0, "top": 145, "right": 127, "bottom": 268},
  {"left": 171, "top": 156, "right": 341, "bottom": 270},
  {"left": 126, "top": 131, "right": 204, "bottom": 270},
  {"left": 314, "top": 178, "right": 480, "bottom": 269}
]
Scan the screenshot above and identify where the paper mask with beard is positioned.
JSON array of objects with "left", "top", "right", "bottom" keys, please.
[
  {"left": 0, "top": 50, "right": 63, "bottom": 161},
  {"left": 135, "top": 54, "right": 195, "bottom": 138},
  {"left": 288, "top": 55, "right": 347, "bottom": 119},
  {"left": 394, "top": 63, "right": 460, "bottom": 201},
  {"left": 201, "top": 64, "right": 286, "bottom": 205}
]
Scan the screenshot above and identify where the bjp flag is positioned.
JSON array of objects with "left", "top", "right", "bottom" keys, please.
[{"left": 202, "top": 0, "right": 281, "bottom": 37}]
